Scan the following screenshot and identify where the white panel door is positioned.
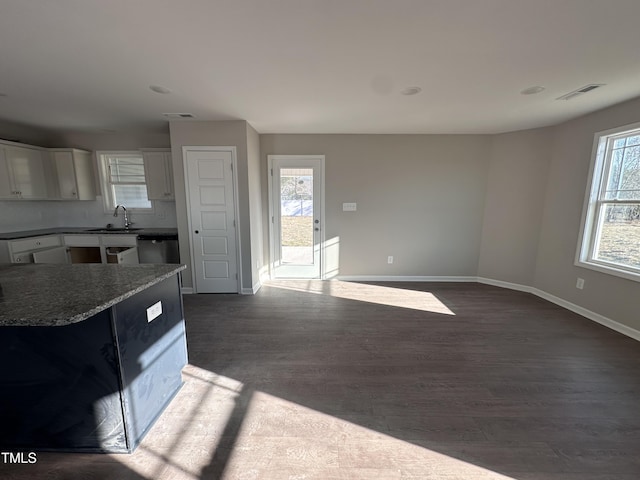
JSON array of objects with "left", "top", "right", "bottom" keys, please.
[
  {"left": 269, "top": 155, "right": 324, "bottom": 279},
  {"left": 185, "top": 148, "right": 238, "bottom": 293}
]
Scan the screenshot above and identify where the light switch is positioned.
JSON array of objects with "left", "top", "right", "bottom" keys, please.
[{"left": 343, "top": 202, "right": 357, "bottom": 211}]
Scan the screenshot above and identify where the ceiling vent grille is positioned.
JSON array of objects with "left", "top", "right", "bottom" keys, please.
[
  {"left": 556, "top": 84, "right": 605, "bottom": 101},
  {"left": 162, "top": 113, "right": 194, "bottom": 118}
]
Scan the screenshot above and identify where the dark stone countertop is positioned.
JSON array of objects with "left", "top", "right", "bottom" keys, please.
[
  {"left": 0, "top": 227, "right": 178, "bottom": 240},
  {"left": 0, "top": 263, "right": 186, "bottom": 327}
]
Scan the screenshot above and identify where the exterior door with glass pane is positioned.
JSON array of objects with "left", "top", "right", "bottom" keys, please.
[{"left": 269, "top": 155, "right": 324, "bottom": 279}]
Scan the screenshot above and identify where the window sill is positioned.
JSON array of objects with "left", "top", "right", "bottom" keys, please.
[{"left": 575, "top": 259, "right": 640, "bottom": 283}]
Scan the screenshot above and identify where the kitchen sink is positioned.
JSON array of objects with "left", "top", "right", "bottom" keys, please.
[{"left": 85, "top": 228, "right": 143, "bottom": 233}]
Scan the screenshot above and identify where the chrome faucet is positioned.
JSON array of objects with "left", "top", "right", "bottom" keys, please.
[{"left": 113, "top": 205, "right": 132, "bottom": 228}]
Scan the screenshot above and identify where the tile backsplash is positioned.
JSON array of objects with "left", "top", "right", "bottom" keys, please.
[{"left": 0, "top": 197, "right": 177, "bottom": 233}]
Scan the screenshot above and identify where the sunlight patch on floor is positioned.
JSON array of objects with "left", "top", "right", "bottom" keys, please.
[
  {"left": 223, "top": 391, "right": 516, "bottom": 479},
  {"left": 268, "top": 279, "right": 456, "bottom": 315},
  {"left": 111, "top": 365, "right": 244, "bottom": 479}
]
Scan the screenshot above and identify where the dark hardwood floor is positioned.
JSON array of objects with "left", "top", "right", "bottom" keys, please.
[{"left": 4, "top": 281, "right": 640, "bottom": 479}]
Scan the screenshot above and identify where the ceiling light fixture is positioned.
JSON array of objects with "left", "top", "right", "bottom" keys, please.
[
  {"left": 150, "top": 85, "right": 172, "bottom": 94},
  {"left": 520, "top": 86, "right": 545, "bottom": 95},
  {"left": 401, "top": 86, "right": 422, "bottom": 96}
]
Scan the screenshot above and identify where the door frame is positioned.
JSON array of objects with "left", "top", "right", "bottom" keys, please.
[
  {"left": 267, "top": 154, "right": 326, "bottom": 279},
  {"left": 183, "top": 146, "right": 242, "bottom": 293}
]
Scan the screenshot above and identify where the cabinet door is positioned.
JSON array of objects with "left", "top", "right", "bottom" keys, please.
[
  {"left": 33, "top": 246, "right": 70, "bottom": 264},
  {"left": 5, "top": 146, "right": 49, "bottom": 199},
  {"left": 53, "top": 151, "right": 79, "bottom": 199},
  {"left": 51, "top": 149, "right": 96, "bottom": 200},
  {"left": 105, "top": 246, "right": 139, "bottom": 264},
  {"left": 143, "top": 151, "right": 173, "bottom": 200},
  {"left": 0, "top": 147, "right": 14, "bottom": 198}
]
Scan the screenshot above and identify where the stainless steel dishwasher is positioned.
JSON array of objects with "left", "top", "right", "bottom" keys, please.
[{"left": 136, "top": 233, "right": 179, "bottom": 264}]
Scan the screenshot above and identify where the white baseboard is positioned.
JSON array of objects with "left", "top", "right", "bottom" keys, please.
[
  {"left": 241, "top": 281, "right": 262, "bottom": 295},
  {"left": 476, "top": 277, "right": 535, "bottom": 293},
  {"left": 478, "top": 277, "right": 640, "bottom": 342},
  {"left": 532, "top": 289, "right": 640, "bottom": 342},
  {"left": 336, "top": 275, "right": 477, "bottom": 282},
  {"left": 181, "top": 287, "right": 194, "bottom": 294}
]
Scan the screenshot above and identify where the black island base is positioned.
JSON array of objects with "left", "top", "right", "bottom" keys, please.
[{"left": 0, "top": 264, "right": 188, "bottom": 453}]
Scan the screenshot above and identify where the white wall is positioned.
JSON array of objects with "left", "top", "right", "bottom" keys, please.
[
  {"left": 246, "top": 123, "right": 264, "bottom": 288},
  {"left": 534, "top": 96, "right": 640, "bottom": 331},
  {"left": 477, "top": 128, "right": 552, "bottom": 285},
  {"left": 260, "top": 134, "right": 492, "bottom": 277},
  {"left": 0, "top": 197, "right": 177, "bottom": 233}
]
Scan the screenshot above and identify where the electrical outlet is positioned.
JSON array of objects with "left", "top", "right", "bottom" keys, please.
[
  {"left": 387, "top": 256, "right": 393, "bottom": 264},
  {"left": 576, "top": 278, "right": 585, "bottom": 289}
]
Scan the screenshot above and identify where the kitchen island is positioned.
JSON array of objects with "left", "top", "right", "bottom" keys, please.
[{"left": 0, "top": 263, "right": 188, "bottom": 453}]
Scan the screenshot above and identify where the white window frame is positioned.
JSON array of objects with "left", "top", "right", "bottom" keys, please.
[
  {"left": 576, "top": 121, "right": 640, "bottom": 282},
  {"left": 96, "top": 151, "right": 154, "bottom": 214}
]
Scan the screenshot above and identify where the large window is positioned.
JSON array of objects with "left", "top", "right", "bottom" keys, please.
[
  {"left": 577, "top": 122, "right": 640, "bottom": 280},
  {"left": 98, "top": 152, "right": 152, "bottom": 211}
]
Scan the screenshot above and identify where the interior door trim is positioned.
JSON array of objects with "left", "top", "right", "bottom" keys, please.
[
  {"left": 267, "top": 154, "right": 326, "bottom": 280},
  {"left": 182, "top": 146, "right": 242, "bottom": 294}
]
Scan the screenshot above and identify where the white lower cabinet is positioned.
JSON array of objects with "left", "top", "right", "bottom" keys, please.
[
  {"left": 3, "top": 233, "right": 140, "bottom": 265},
  {"left": 63, "top": 234, "right": 138, "bottom": 264},
  {"left": 5, "top": 235, "right": 64, "bottom": 263}
]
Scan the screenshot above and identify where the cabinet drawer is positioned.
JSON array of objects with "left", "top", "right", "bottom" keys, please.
[
  {"left": 101, "top": 235, "right": 137, "bottom": 247},
  {"left": 64, "top": 235, "right": 100, "bottom": 246},
  {"left": 10, "top": 235, "right": 61, "bottom": 253}
]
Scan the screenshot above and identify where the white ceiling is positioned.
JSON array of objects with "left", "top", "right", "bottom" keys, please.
[{"left": 2, "top": 0, "right": 640, "bottom": 135}]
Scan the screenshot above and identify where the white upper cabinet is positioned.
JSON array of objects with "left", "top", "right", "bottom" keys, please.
[
  {"left": 142, "top": 149, "right": 174, "bottom": 200},
  {"left": 0, "top": 144, "right": 50, "bottom": 199},
  {"left": 50, "top": 148, "right": 96, "bottom": 200}
]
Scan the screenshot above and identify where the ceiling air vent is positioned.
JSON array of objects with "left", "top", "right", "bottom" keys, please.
[
  {"left": 162, "top": 113, "right": 194, "bottom": 118},
  {"left": 556, "top": 84, "right": 605, "bottom": 101}
]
